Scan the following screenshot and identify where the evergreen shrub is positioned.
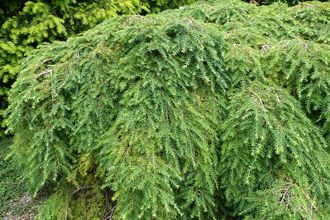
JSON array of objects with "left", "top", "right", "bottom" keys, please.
[
  {"left": 7, "top": 15, "right": 227, "bottom": 219},
  {"left": 6, "top": 0, "right": 330, "bottom": 219}
]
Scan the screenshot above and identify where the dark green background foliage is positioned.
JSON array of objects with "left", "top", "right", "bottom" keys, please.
[
  {"left": 242, "top": 0, "right": 329, "bottom": 6},
  {"left": 5, "top": 0, "right": 330, "bottom": 219},
  {"left": 0, "top": 0, "right": 196, "bottom": 136}
]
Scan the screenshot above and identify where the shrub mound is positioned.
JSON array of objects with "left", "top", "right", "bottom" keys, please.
[
  {"left": 0, "top": 0, "right": 196, "bottom": 136},
  {"left": 6, "top": 0, "right": 330, "bottom": 219}
]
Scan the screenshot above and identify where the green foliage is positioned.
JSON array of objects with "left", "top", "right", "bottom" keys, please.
[
  {"left": 5, "top": 0, "right": 330, "bottom": 219},
  {"left": 177, "top": 0, "right": 330, "bottom": 138},
  {"left": 220, "top": 82, "right": 330, "bottom": 218},
  {"left": 0, "top": 0, "right": 196, "bottom": 136},
  {"left": 0, "top": 138, "right": 33, "bottom": 217},
  {"left": 7, "top": 14, "right": 227, "bottom": 219},
  {"left": 35, "top": 184, "right": 107, "bottom": 220},
  {"left": 96, "top": 17, "right": 226, "bottom": 219},
  {"left": 35, "top": 188, "right": 71, "bottom": 220},
  {"left": 242, "top": 176, "right": 330, "bottom": 220},
  {"left": 175, "top": 0, "right": 330, "bottom": 218},
  {"left": 0, "top": 139, "right": 21, "bottom": 213},
  {"left": 264, "top": 40, "right": 330, "bottom": 136},
  {"left": 142, "top": 0, "right": 196, "bottom": 12}
]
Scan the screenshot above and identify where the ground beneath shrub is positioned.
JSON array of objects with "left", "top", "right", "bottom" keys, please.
[
  {"left": 3, "top": 194, "right": 36, "bottom": 220},
  {"left": 0, "top": 139, "right": 44, "bottom": 219}
]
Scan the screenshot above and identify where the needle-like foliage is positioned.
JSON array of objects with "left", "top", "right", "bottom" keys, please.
[
  {"left": 220, "top": 82, "right": 330, "bottom": 218},
  {"left": 5, "top": 0, "right": 330, "bottom": 219},
  {"left": 7, "top": 14, "right": 227, "bottom": 219},
  {"left": 264, "top": 40, "right": 330, "bottom": 137}
]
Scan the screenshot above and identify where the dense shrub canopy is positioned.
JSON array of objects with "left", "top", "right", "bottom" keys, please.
[
  {"left": 6, "top": 0, "right": 330, "bottom": 219},
  {"left": 7, "top": 14, "right": 227, "bottom": 219},
  {"left": 0, "top": 0, "right": 196, "bottom": 136}
]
